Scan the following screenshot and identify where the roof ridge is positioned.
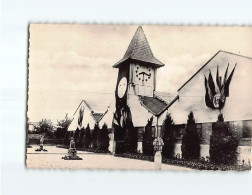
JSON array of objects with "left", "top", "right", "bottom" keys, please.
[
  {"left": 178, "top": 50, "right": 252, "bottom": 92},
  {"left": 113, "top": 26, "right": 164, "bottom": 68},
  {"left": 82, "top": 100, "right": 93, "bottom": 113},
  {"left": 130, "top": 26, "right": 141, "bottom": 58},
  {"left": 219, "top": 50, "right": 252, "bottom": 60}
]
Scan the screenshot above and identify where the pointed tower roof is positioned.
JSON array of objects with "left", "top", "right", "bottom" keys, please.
[{"left": 113, "top": 26, "right": 164, "bottom": 68}]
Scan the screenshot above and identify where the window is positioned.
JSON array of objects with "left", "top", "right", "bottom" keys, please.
[
  {"left": 196, "top": 123, "right": 202, "bottom": 138},
  {"left": 243, "top": 120, "right": 252, "bottom": 138},
  {"left": 174, "top": 124, "right": 185, "bottom": 140}
]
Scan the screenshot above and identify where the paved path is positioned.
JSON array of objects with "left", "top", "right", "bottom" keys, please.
[{"left": 26, "top": 145, "right": 192, "bottom": 171}]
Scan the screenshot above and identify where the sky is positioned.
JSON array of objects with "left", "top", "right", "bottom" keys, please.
[{"left": 28, "top": 24, "right": 252, "bottom": 123}]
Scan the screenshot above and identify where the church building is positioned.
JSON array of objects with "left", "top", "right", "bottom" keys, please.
[{"left": 68, "top": 26, "right": 252, "bottom": 164}]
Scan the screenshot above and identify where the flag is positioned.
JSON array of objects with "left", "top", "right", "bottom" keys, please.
[
  {"left": 224, "top": 63, "right": 236, "bottom": 97},
  {"left": 208, "top": 70, "right": 216, "bottom": 97},
  {"left": 77, "top": 106, "right": 84, "bottom": 130},
  {"left": 204, "top": 75, "right": 214, "bottom": 108},
  {"left": 216, "top": 65, "right": 221, "bottom": 91},
  {"left": 223, "top": 63, "right": 229, "bottom": 87}
]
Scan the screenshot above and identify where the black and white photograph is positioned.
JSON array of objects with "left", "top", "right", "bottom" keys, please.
[{"left": 26, "top": 24, "right": 252, "bottom": 171}]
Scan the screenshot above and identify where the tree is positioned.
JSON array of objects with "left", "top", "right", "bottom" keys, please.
[
  {"left": 55, "top": 114, "right": 72, "bottom": 139},
  {"left": 97, "top": 123, "right": 110, "bottom": 151},
  {"left": 35, "top": 119, "right": 54, "bottom": 137},
  {"left": 64, "top": 131, "right": 70, "bottom": 146},
  {"left": 91, "top": 123, "right": 99, "bottom": 148},
  {"left": 124, "top": 121, "right": 138, "bottom": 153},
  {"left": 74, "top": 128, "right": 80, "bottom": 147},
  {"left": 181, "top": 112, "right": 200, "bottom": 160},
  {"left": 162, "top": 113, "right": 175, "bottom": 158},
  {"left": 210, "top": 113, "right": 238, "bottom": 165},
  {"left": 83, "top": 124, "right": 91, "bottom": 148},
  {"left": 78, "top": 127, "right": 85, "bottom": 147},
  {"left": 142, "top": 117, "right": 154, "bottom": 155}
]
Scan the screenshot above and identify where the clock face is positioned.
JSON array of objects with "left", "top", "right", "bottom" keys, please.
[
  {"left": 135, "top": 65, "right": 152, "bottom": 84},
  {"left": 117, "top": 77, "right": 127, "bottom": 98}
]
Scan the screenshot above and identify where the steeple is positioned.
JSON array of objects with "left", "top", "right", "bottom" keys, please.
[{"left": 113, "top": 26, "right": 164, "bottom": 68}]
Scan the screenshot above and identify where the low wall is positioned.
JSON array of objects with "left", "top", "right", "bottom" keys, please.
[{"left": 28, "top": 138, "right": 64, "bottom": 145}]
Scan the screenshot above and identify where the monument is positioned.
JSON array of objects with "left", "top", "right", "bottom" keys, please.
[
  {"left": 35, "top": 134, "right": 47, "bottom": 151},
  {"left": 62, "top": 137, "right": 82, "bottom": 160}
]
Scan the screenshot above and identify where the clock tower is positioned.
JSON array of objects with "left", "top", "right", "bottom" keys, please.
[{"left": 112, "top": 26, "right": 164, "bottom": 153}]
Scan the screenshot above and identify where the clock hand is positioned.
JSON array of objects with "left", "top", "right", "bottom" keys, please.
[{"left": 139, "top": 72, "right": 151, "bottom": 85}]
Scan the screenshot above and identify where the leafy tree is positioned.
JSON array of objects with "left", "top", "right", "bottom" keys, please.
[
  {"left": 35, "top": 119, "right": 55, "bottom": 137},
  {"left": 142, "top": 117, "right": 154, "bottom": 155},
  {"left": 124, "top": 121, "right": 137, "bottom": 153},
  {"left": 181, "top": 112, "right": 200, "bottom": 160},
  {"left": 210, "top": 113, "right": 238, "bottom": 165},
  {"left": 55, "top": 114, "right": 72, "bottom": 139},
  {"left": 83, "top": 124, "right": 91, "bottom": 148},
  {"left": 91, "top": 123, "right": 99, "bottom": 148},
  {"left": 97, "top": 123, "right": 110, "bottom": 151},
  {"left": 162, "top": 113, "right": 175, "bottom": 158}
]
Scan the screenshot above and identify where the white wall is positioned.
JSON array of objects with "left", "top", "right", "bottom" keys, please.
[{"left": 169, "top": 51, "right": 252, "bottom": 124}]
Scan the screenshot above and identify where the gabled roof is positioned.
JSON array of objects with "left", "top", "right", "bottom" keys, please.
[
  {"left": 140, "top": 96, "right": 167, "bottom": 116},
  {"left": 178, "top": 50, "right": 252, "bottom": 91},
  {"left": 72, "top": 97, "right": 111, "bottom": 124},
  {"left": 154, "top": 91, "right": 177, "bottom": 105},
  {"left": 113, "top": 26, "right": 164, "bottom": 68},
  {"left": 92, "top": 113, "right": 104, "bottom": 123}
]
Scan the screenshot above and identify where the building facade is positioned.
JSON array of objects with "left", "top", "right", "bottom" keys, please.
[
  {"left": 68, "top": 26, "right": 252, "bottom": 164},
  {"left": 160, "top": 51, "right": 252, "bottom": 164}
]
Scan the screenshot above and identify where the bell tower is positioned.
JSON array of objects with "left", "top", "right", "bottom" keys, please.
[
  {"left": 113, "top": 26, "right": 164, "bottom": 99},
  {"left": 112, "top": 26, "right": 164, "bottom": 154}
]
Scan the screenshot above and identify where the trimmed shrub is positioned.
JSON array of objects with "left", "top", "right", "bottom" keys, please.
[
  {"left": 162, "top": 113, "right": 175, "bottom": 158},
  {"left": 210, "top": 113, "right": 239, "bottom": 165},
  {"left": 142, "top": 117, "right": 154, "bottom": 155},
  {"left": 74, "top": 128, "right": 80, "bottom": 147},
  {"left": 78, "top": 127, "right": 85, "bottom": 147},
  {"left": 91, "top": 123, "right": 99, "bottom": 148},
  {"left": 83, "top": 124, "right": 91, "bottom": 148},
  {"left": 97, "top": 123, "right": 110, "bottom": 151},
  {"left": 124, "top": 121, "right": 138, "bottom": 153},
  {"left": 64, "top": 131, "right": 70, "bottom": 146},
  {"left": 181, "top": 112, "right": 200, "bottom": 160}
]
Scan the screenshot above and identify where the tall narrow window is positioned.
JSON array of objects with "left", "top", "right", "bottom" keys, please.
[
  {"left": 243, "top": 120, "right": 252, "bottom": 138},
  {"left": 196, "top": 123, "right": 202, "bottom": 138}
]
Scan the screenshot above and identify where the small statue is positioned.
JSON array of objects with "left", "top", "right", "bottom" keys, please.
[
  {"left": 40, "top": 135, "right": 45, "bottom": 150},
  {"left": 35, "top": 134, "right": 47, "bottom": 151},
  {"left": 70, "top": 137, "right": 75, "bottom": 149}
]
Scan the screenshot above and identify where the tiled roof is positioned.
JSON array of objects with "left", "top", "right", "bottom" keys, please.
[
  {"left": 113, "top": 26, "right": 164, "bottom": 68},
  {"left": 154, "top": 91, "right": 177, "bottom": 104},
  {"left": 140, "top": 96, "right": 167, "bottom": 116},
  {"left": 92, "top": 113, "right": 104, "bottom": 123}
]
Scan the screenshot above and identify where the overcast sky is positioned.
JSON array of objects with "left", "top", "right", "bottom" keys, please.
[{"left": 28, "top": 24, "right": 252, "bottom": 123}]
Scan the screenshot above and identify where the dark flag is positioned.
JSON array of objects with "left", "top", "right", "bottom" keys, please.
[
  {"left": 216, "top": 65, "right": 221, "bottom": 91},
  {"left": 224, "top": 63, "right": 236, "bottom": 97},
  {"left": 208, "top": 70, "right": 217, "bottom": 97},
  {"left": 204, "top": 75, "right": 214, "bottom": 108},
  {"left": 223, "top": 63, "right": 229, "bottom": 87},
  {"left": 77, "top": 106, "right": 84, "bottom": 130}
]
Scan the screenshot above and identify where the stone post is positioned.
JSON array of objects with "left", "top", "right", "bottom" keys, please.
[{"left": 153, "top": 137, "right": 164, "bottom": 170}]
